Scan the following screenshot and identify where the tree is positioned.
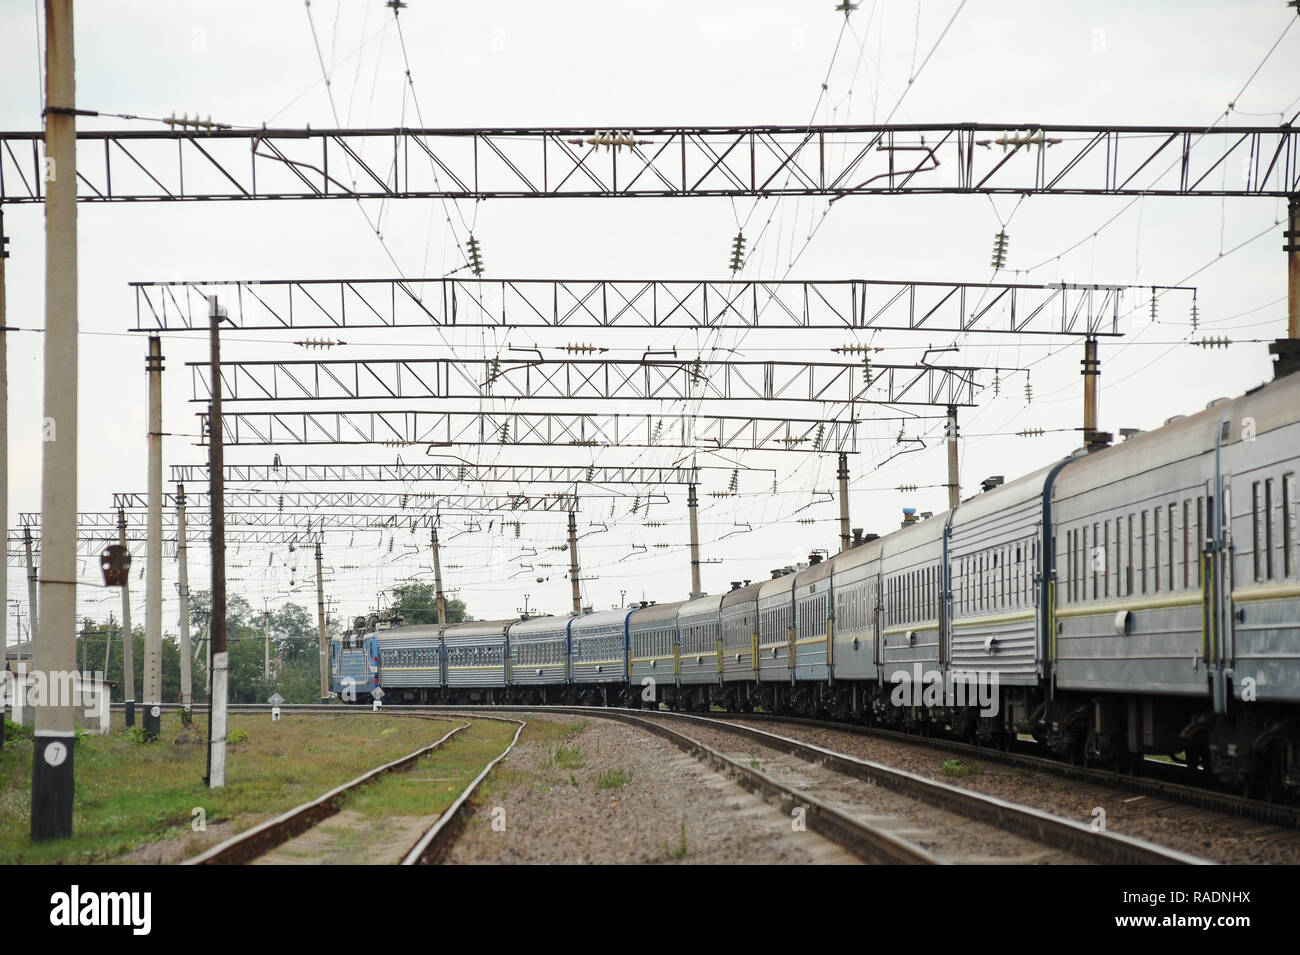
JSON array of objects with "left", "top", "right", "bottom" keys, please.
[
  {"left": 272, "top": 602, "right": 317, "bottom": 663},
  {"left": 388, "top": 582, "right": 469, "bottom": 625}
]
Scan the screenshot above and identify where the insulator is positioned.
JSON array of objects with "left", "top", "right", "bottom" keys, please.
[
  {"left": 897, "top": 484, "right": 919, "bottom": 492},
  {"left": 990, "top": 230, "right": 1009, "bottom": 270},
  {"left": 654, "top": 542, "right": 671, "bottom": 549},
  {"left": 813, "top": 422, "right": 825, "bottom": 452},
  {"left": 797, "top": 518, "right": 815, "bottom": 525},
  {"left": 1194, "top": 336, "right": 1231, "bottom": 349},
  {"left": 652, "top": 421, "right": 663, "bottom": 443},
  {"left": 277, "top": 494, "right": 284, "bottom": 512},
  {"left": 387, "top": 536, "right": 393, "bottom": 554},
  {"left": 993, "top": 369, "right": 1001, "bottom": 396},
  {"left": 1018, "top": 428, "right": 1045, "bottom": 437},
  {"left": 644, "top": 520, "right": 663, "bottom": 528},
  {"left": 566, "top": 130, "right": 649, "bottom": 151},
  {"left": 1190, "top": 298, "right": 1200, "bottom": 332},
  {"left": 1149, "top": 290, "right": 1158, "bottom": 322},
  {"left": 729, "top": 232, "right": 747, "bottom": 274},
  {"left": 586, "top": 464, "right": 596, "bottom": 482},
  {"left": 632, "top": 495, "right": 640, "bottom": 515},
  {"left": 1025, "top": 381, "right": 1033, "bottom": 404},
  {"left": 772, "top": 476, "right": 777, "bottom": 493},
  {"left": 400, "top": 494, "right": 409, "bottom": 508},
  {"left": 515, "top": 522, "right": 521, "bottom": 538},
  {"left": 862, "top": 355, "right": 871, "bottom": 383},
  {"left": 566, "top": 343, "right": 599, "bottom": 354},
  {"left": 690, "top": 358, "right": 704, "bottom": 383},
  {"left": 779, "top": 436, "right": 807, "bottom": 446},
  {"left": 458, "top": 465, "right": 467, "bottom": 481},
  {"left": 499, "top": 422, "right": 509, "bottom": 444},
  {"left": 728, "top": 469, "right": 739, "bottom": 493},
  {"left": 466, "top": 235, "right": 485, "bottom": 276}
]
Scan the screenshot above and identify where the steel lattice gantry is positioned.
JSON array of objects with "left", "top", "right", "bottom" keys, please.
[
  {"left": 109, "top": 490, "right": 665, "bottom": 512},
  {"left": 169, "top": 462, "right": 700, "bottom": 486},
  {"left": 198, "top": 409, "right": 866, "bottom": 451},
  {"left": 130, "top": 278, "right": 1194, "bottom": 335},
  {"left": 17, "top": 508, "right": 555, "bottom": 531},
  {"left": 188, "top": 357, "right": 981, "bottom": 406},
  {"left": 1, "top": 125, "right": 1297, "bottom": 201},
  {"left": 6, "top": 526, "right": 308, "bottom": 563}
]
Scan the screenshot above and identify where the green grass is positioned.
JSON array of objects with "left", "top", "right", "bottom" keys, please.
[
  {"left": 345, "top": 720, "right": 519, "bottom": 819},
  {"left": 0, "top": 711, "right": 454, "bottom": 864},
  {"left": 547, "top": 745, "right": 586, "bottom": 770},
  {"left": 595, "top": 768, "right": 633, "bottom": 790},
  {"left": 940, "top": 758, "right": 981, "bottom": 777},
  {"left": 660, "top": 816, "right": 689, "bottom": 861}
]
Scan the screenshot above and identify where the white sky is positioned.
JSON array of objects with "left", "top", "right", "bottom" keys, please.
[{"left": 1, "top": 0, "right": 1297, "bottom": 638}]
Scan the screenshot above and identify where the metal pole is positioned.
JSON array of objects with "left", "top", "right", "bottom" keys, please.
[
  {"left": 946, "top": 405, "right": 960, "bottom": 510},
  {"left": 176, "top": 484, "right": 193, "bottom": 714},
  {"left": 1288, "top": 196, "right": 1299, "bottom": 339},
  {"left": 567, "top": 511, "right": 581, "bottom": 613},
  {"left": 1082, "top": 336, "right": 1099, "bottom": 445},
  {"left": 431, "top": 528, "right": 447, "bottom": 625},
  {"left": 315, "top": 540, "right": 328, "bottom": 702},
  {"left": 143, "top": 336, "right": 163, "bottom": 739},
  {"left": 837, "top": 453, "right": 851, "bottom": 553},
  {"left": 206, "top": 295, "right": 228, "bottom": 788},
  {"left": 31, "top": 0, "right": 77, "bottom": 842},
  {"left": 24, "top": 526, "right": 38, "bottom": 644},
  {"left": 687, "top": 484, "right": 702, "bottom": 598},
  {"left": 117, "top": 509, "right": 135, "bottom": 728}
]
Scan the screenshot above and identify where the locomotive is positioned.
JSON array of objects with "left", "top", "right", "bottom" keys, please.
[{"left": 332, "top": 360, "right": 1300, "bottom": 798}]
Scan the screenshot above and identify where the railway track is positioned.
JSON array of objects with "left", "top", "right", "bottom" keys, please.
[
  {"left": 181, "top": 712, "right": 524, "bottom": 865},
  {"left": 417, "top": 704, "right": 1206, "bottom": 865},
  {"left": 143, "top": 702, "right": 1292, "bottom": 860},
  {"left": 154, "top": 701, "right": 1299, "bottom": 827},
  {"left": 713, "top": 711, "right": 1300, "bottom": 830}
]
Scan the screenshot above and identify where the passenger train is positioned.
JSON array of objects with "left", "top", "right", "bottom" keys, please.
[{"left": 331, "top": 362, "right": 1300, "bottom": 798}]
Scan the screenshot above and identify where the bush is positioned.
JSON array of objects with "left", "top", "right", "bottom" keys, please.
[
  {"left": 227, "top": 727, "right": 249, "bottom": 744},
  {"left": 940, "top": 758, "right": 980, "bottom": 777}
]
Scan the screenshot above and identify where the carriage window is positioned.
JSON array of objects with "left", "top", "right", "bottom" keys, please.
[
  {"left": 1286, "top": 473, "right": 1296, "bottom": 579},
  {"left": 1252, "top": 481, "right": 1263, "bottom": 582},
  {"left": 1152, "top": 507, "right": 1161, "bottom": 594},
  {"left": 1265, "top": 478, "right": 1275, "bottom": 580}
]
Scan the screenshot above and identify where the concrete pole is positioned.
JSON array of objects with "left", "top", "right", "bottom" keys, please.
[
  {"left": 263, "top": 606, "right": 270, "bottom": 682},
  {"left": 315, "top": 540, "right": 329, "bottom": 701},
  {"left": 837, "top": 453, "right": 851, "bottom": 554},
  {"left": 687, "top": 484, "right": 702, "bottom": 598},
  {"left": 103, "top": 611, "right": 113, "bottom": 672},
  {"left": 0, "top": 211, "right": 8, "bottom": 667},
  {"left": 206, "top": 295, "right": 228, "bottom": 789},
  {"left": 567, "top": 511, "right": 581, "bottom": 613},
  {"left": 24, "top": 526, "right": 38, "bottom": 643},
  {"left": 143, "top": 336, "right": 163, "bottom": 739},
  {"left": 431, "top": 528, "right": 447, "bottom": 625},
  {"left": 31, "top": 0, "right": 78, "bottom": 842},
  {"left": 175, "top": 484, "right": 193, "bottom": 714},
  {"left": 117, "top": 509, "right": 135, "bottom": 728},
  {"left": 946, "top": 405, "right": 960, "bottom": 510},
  {"left": 1082, "top": 336, "right": 1100, "bottom": 445}
]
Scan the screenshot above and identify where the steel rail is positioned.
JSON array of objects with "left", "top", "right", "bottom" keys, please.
[{"left": 183, "top": 718, "right": 468, "bottom": 865}]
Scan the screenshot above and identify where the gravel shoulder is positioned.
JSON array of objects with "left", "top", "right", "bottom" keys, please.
[{"left": 442, "top": 715, "right": 859, "bottom": 864}]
